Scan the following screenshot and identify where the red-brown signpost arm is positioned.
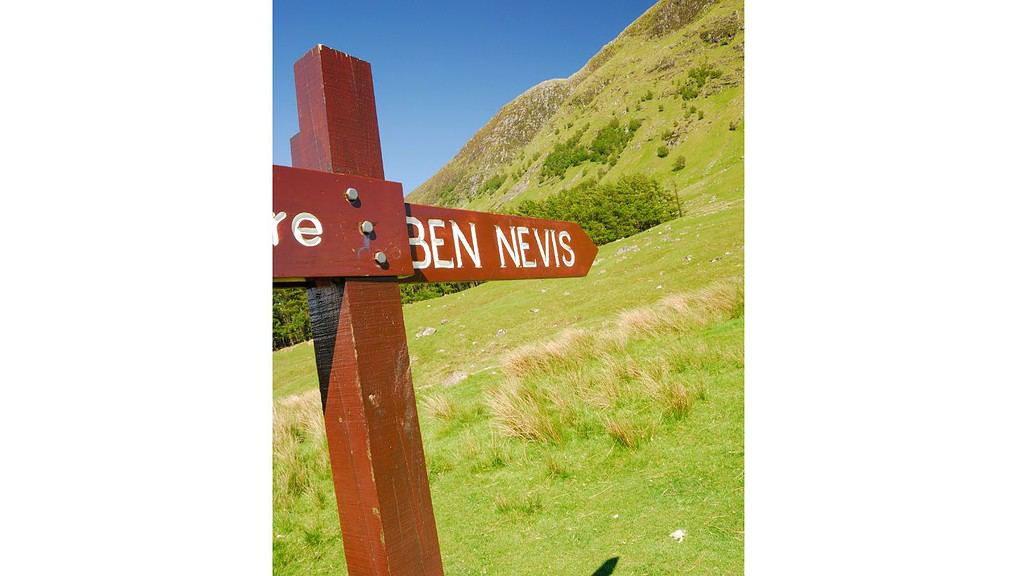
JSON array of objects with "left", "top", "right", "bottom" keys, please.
[{"left": 290, "top": 45, "right": 444, "bottom": 575}]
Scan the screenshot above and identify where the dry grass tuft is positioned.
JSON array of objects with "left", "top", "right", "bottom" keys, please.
[
  {"left": 659, "top": 373, "right": 706, "bottom": 418},
  {"left": 615, "top": 307, "right": 663, "bottom": 338},
  {"left": 503, "top": 329, "right": 597, "bottom": 378},
  {"left": 273, "top": 390, "right": 329, "bottom": 505},
  {"left": 424, "top": 394, "right": 457, "bottom": 421},
  {"left": 542, "top": 382, "right": 578, "bottom": 417},
  {"left": 487, "top": 379, "right": 560, "bottom": 442},
  {"left": 614, "top": 280, "right": 743, "bottom": 341},
  {"left": 273, "top": 390, "right": 324, "bottom": 457},
  {"left": 545, "top": 454, "right": 571, "bottom": 479},
  {"left": 603, "top": 414, "right": 655, "bottom": 450}
]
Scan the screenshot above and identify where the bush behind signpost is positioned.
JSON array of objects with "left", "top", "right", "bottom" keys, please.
[{"left": 516, "top": 174, "right": 679, "bottom": 245}]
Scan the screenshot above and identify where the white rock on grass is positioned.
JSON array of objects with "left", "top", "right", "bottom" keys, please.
[
  {"left": 416, "top": 327, "right": 436, "bottom": 338},
  {"left": 670, "top": 529, "right": 687, "bottom": 543}
]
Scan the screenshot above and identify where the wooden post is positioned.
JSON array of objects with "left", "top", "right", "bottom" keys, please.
[{"left": 291, "top": 45, "right": 444, "bottom": 576}]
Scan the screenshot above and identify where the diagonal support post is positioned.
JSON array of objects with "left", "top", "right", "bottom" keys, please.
[{"left": 290, "top": 44, "right": 444, "bottom": 576}]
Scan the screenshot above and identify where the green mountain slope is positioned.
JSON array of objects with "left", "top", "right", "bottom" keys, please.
[{"left": 407, "top": 0, "right": 743, "bottom": 214}]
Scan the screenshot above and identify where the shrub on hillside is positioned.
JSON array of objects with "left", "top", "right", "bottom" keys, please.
[
  {"left": 540, "top": 129, "right": 589, "bottom": 180},
  {"left": 688, "top": 63, "right": 723, "bottom": 87},
  {"left": 273, "top": 288, "right": 312, "bottom": 350},
  {"left": 657, "top": 146, "right": 669, "bottom": 158},
  {"left": 676, "top": 63, "right": 722, "bottom": 100},
  {"left": 673, "top": 155, "right": 687, "bottom": 171},
  {"left": 676, "top": 83, "right": 699, "bottom": 100},
  {"left": 541, "top": 119, "right": 643, "bottom": 180},
  {"left": 437, "top": 183, "right": 459, "bottom": 204},
  {"left": 479, "top": 173, "right": 506, "bottom": 195},
  {"left": 516, "top": 174, "right": 679, "bottom": 245},
  {"left": 590, "top": 117, "right": 643, "bottom": 164}
]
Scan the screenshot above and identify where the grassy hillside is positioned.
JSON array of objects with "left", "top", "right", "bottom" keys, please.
[
  {"left": 407, "top": 0, "right": 743, "bottom": 216},
  {"left": 274, "top": 1, "right": 743, "bottom": 573}
]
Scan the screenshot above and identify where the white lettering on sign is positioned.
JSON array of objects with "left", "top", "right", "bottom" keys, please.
[
  {"left": 272, "top": 211, "right": 287, "bottom": 246},
  {"left": 274, "top": 211, "right": 323, "bottom": 247},
  {"left": 516, "top": 226, "right": 537, "bottom": 268},
  {"left": 558, "top": 230, "right": 575, "bottom": 267},
  {"left": 291, "top": 212, "right": 323, "bottom": 247},
  {"left": 407, "top": 216, "right": 431, "bottom": 269},
  {"left": 450, "top": 221, "right": 481, "bottom": 268},
  {"left": 532, "top": 228, "right": 556, "bottom": 268},
  {"left": 405, "top": 216, "right": 577, "bottom": 272},
  {"left": 495, "top": 225, "right": 520, "bottom": 268},
  {"left": 427, "top": 219, "right": 454, "bottom": 269}
]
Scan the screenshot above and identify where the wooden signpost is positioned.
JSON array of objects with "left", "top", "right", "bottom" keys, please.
[{"left": 275, "top": 45, "right": 597, "bottom": 575}]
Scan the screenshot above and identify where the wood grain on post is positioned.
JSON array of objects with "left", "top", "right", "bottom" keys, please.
[{"left": 290, "top": 45, "right": 444, "bottom": 576}]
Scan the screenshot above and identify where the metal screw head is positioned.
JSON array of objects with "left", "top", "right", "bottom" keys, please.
[
  {"left": 345, "top": 187, "right": 359, "bottom": 202},
  {"left": 374, "top": 251, "right": 388, "bottom": 265},
  {"left": 359, "top": 220, "right": 374, "bottom": 235}
]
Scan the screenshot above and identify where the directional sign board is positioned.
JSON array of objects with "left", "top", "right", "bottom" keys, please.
[
  {"left": 273, "top": 165, "right": 598, "bottom": 283},
  {"left": 403, "top": 204, "right": 597, "bottom": 283}
]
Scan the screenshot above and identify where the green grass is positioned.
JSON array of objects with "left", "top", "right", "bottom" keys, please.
[
  {"left": 273, "top": 1, "right": 744, "bottom": 572},
  {"left": 273, "top": 302, "right": 742, "bottom": 575}
]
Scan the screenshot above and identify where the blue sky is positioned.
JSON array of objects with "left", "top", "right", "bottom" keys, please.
[{"left": 274, "top": 0, "right": 654, "bottom": 194}]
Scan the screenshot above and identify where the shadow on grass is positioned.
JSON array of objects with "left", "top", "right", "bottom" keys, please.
[{"left": 590, "top": 556, "right": 619, "bottom": 575}]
